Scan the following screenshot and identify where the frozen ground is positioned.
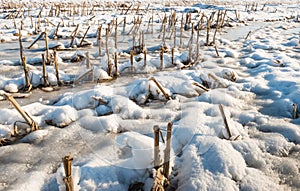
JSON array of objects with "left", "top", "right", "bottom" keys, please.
[{"left": 0, "top": 1, "right": 299, "bottom": 191}]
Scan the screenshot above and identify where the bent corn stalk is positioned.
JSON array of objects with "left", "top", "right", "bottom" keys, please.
[{"left": 3, "top": 93, "right": 40, "bottom": 133}]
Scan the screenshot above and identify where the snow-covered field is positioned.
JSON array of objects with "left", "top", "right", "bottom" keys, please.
[{"left": 0, "top": 0, "right": 299, "bottom": 190}]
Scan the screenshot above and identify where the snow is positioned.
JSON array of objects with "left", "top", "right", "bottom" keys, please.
[
  {"left": 43, "top": 105, "right": 78, "bottom": 127},
  {"left": 0, "top": 0, "right": 300, "bottom": 191},
  {"left": 20, "top": 129, "right": 49, "bottom": 144}
]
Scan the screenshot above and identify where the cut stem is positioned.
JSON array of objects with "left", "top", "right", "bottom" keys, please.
[
  {"left": 149, "top": 77, "right": 172, "bottom": 100},
  {"left": 27, "top": 31, "right": 45, "bottom": 49},
  {"left": 44, "top": 29, "right": 49, "bottom": 63},
  {"left": 19, "top": 30, "right": 32, "bottom": 92},
  {"left": 293, "top": 103, "right": 298, "bottom": 119},
  {"left": 79, "top": 25, "right": 90, "bottom": 46},
  {"left": 153, "top": 125, "right": 160, "bottom": 169},
  {"left": 62, "top": 154, "right": 74, "bottom": 191},
  {"left": 163, "top": 122, "right": 172, "bottom": 179},
  {"left": 3, "top": 93, "right": 40, "bottom": 132},
  {"left": 219, "top": 104, "right": 232, "bottom": 138},
  {"left": 42, "top": 54, "right": 50, "bottom": 87},
  {"left": 130, "top": 50, "right": 134, "bottom": 72},
  {"left": 53, "top": 50, "right": 61, "bottom": 86}
]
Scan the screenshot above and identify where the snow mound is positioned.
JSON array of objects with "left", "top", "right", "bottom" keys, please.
[
  {"left": 0, "top": 108, "right": 23, "bottom": 125},
  {"left": 79, "top": 114, "right": 121, "bottom": 133},
  {"left": 115, "top": 131, "right": 156, "bottom": 169},
  {"left": 110, "top": 95, "right": 148, "bottom": 119},
  {"left": 176, "top": 136, "right": 246, "bottom": 191},
  {"left": 44, "top": 106, "right": 78, "bottom": 127},
  {"left": 20, "top": 129, "right": 49, "bottom": 144},
  {"left": 241, "top": 168, "right": 283, "bottom": 191}
]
